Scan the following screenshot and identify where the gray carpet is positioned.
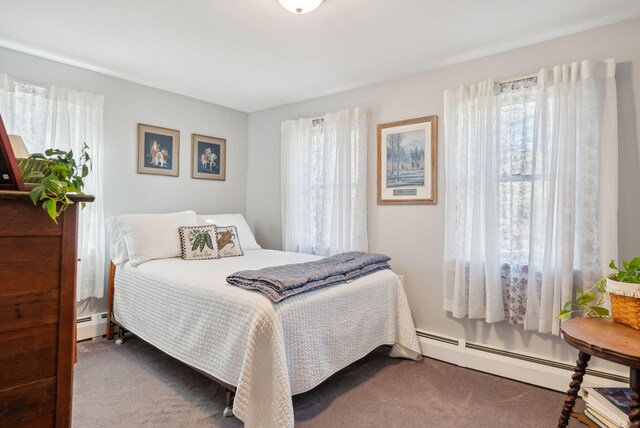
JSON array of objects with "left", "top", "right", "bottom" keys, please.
[{"left": 73, "top": 335, "right": 583, "bottom": 427}]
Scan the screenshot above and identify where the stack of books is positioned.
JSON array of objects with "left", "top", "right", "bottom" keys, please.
[{"left": 583, "top": 387, "right": 632, "bottom": 428}]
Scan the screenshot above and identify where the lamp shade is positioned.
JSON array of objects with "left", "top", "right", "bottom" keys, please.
[
  {"left": 8, "top": 135, "right": 30, "bottom": 158},
  {"left": 278, "top": 0, "right": 324, "bottom": 14}
]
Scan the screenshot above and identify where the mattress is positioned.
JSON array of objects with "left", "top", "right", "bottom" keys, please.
[{"left": 113, "top": 249, "right": 421, "bottom": 428}]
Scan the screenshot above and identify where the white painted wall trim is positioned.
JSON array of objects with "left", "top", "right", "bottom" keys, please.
[{"left": 416, "top": 329, "right": 629, "bottom": 393}]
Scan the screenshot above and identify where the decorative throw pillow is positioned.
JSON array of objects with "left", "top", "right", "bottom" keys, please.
[
  {"left": 179, "top": 226, "right": 220, "bottom": 260},
  {"left": 215, "top": 225, "right": 244, "bottom": 258}
]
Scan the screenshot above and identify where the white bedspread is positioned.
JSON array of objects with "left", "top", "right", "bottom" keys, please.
[{"left": 113, "top": 249, "right": 421, "bottom": 428}]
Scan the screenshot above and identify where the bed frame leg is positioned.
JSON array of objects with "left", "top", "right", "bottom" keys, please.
[
  {"left": 115, "top": 326, "right": 125, "bottom": 345},
  {"left": 223, "top": 389, "right": 235, "bottom": 418},
  {"left": 106, "top": 262, "right": 116, "bottom": 340}
]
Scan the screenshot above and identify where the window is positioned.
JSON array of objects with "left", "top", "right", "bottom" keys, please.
[
  {"left": 443, "top": 59, "right": 618, "bottom": 334},
  {"left": 0, "top": 73, "right": 106, "bottom": 301},
  {"left": 497, "top": 77, "right": 537, "bottom": 325},
  {"left": 5, "top": 80, "right": 48, "bottom": 153},
  {"left": 281, "top": 109, "right": 368, "bottom": 256},
  {"left": 498, "top": 77, "right": 537, "bottom": 267}
]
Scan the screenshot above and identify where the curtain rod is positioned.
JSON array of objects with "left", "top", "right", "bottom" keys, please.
[{"left": 499, "top": 72, "right": 537, "bottom": 84}]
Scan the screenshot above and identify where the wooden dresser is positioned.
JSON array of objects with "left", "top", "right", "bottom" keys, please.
[{"left": 0, "top": 191, "right": 93, "bottom": 428}]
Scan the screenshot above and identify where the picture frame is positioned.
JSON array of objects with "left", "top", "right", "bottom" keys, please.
[
  {"left": 377, "top": 115, "right": 437, "bottom": 205},
  {"left": 0, "top": 113, "right": 24, "bottom": 191},
  {"left": 138, "top": 123, "right": 180, "bottom": 177},
  {"left": 192, "top": 133, "right": 226, "bottom": 181}
]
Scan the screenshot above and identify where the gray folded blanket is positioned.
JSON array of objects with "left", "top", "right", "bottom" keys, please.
[{"left": 226, "top": 251, "right": 391, "bottom": 302}]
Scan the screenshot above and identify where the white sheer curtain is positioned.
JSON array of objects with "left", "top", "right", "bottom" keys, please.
[
  {"left": 0, "top": 74, "right": 106, "bottom": 301},
  {"left": 281, "top": 108, "right": 368, "bottom": 256},
  {"left": 443, "top": 80, "right": 504, "bottom": 323},
  {"left": 526, "top": 59, "right": 618, "bottom": 334},
  {"left": 443, "top": 59, "right": 618, "bottom": 334}
]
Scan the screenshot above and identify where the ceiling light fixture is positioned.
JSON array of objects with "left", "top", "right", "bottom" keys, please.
[{"left": 278, "top": 0, "right": 324, "bottom": 14}]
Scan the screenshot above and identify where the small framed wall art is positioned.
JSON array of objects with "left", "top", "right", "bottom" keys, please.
[
  {"left": 192, "top": 133, "right": 226, "bottom": 181},
  {"left": 377, "top": 115, "right": 437, "bottom": 205},
  {"left": 138, "top": 123, "right": 180, "bottom": 177},
  {"left": 0, "top": 113, "right": 24, "bottom": 190}
]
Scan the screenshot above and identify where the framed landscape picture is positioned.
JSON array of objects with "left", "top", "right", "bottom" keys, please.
[
  {"left": 192, "top": 134, "right": 226, "bottom": 181},
  {"left": 0, "top": 113, "right": 24, "bottom": 190},
  {"left": 377, "top": 115, "right": 437, "bottom": 205},
  {"left": 138, "top": 123, "right": 180, "bottom": 176}
]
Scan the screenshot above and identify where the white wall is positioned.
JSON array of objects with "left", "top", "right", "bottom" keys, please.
[
  {"left": 0, "top": 46, "right": 249, "bottom": 311},
  {"left": 246, "top": 18, "right": 640, "bottom": 371}
]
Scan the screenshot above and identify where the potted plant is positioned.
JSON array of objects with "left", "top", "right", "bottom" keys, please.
[
  {"left": 558, "top": 258, "right": 640, "bottom": 330},
  {"left": 20, "top": 144, "right": 92, "bottom": 223}
]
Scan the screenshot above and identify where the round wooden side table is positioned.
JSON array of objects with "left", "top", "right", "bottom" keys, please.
[{"left": 558, "top": 318, "right": 640, "bottom": 428}]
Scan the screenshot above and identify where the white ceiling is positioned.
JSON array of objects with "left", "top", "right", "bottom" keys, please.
[{"left": 0, "top": 0, "right": 639, "bottom": 112}]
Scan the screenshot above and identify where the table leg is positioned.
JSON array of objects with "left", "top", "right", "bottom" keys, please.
[
  {"left": 631, "top": 367, "right": 639, "bottom": 428},
  {"left": 558, "top": 351, "right": 591, "bottom": 428}
]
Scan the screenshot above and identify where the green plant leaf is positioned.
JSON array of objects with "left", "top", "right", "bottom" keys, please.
[
  {"left": 29, "top": 186, "right": 45, "bottom": 205},
  {"left": 609, "top": 260, "right": 618, "bottom": 270},
  {"left": 577, "top": 292, "right": 596, "bottom": 306},
  {"left": 50, "top": 164, "right": 69, "bottom": 173},
  {"left": 563, "top": 301, "right": 573, "bottom": 311},
  {"left": 590, "top": 307, "right": 610, "bottom": 316},
  {"left": 556, "top": 310, "right": 572, "bottom": 320},
  {"left": 45, "top": 199, "right": 58, "bottom": 222},
  {"left": 629, "top": 257, "right": 640, "bottom": 268}
]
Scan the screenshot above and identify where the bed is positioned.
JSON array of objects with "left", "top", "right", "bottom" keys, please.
[{"left": 106, "top": 212, "right": 421, "bottom": 428}]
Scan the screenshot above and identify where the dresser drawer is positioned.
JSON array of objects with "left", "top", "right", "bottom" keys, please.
[
  {"left": 0, "top": 325, "right": 58, "bottom": 390},
  {"left": 0, "top": 237, "right": 61, "bottom": 296},
  {"left": 0, "top": 289, "right": 60, "bottom": 333},
  {"left": 0, "top": 377, "right": 56, "bottom": 428},
  {"left": 0, "top": 199, "right": 61, "bottom": 237}
]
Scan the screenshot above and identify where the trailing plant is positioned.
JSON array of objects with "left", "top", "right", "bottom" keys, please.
[
  {"left": 608, "top": 257, "right": 640, "bottom": 284},
  {"left": 556, "top": 280, "right": 609, "bottom": 320},
  {"left": 25, "top": 144, "right": 91, "bottom": 223},
  {"left": 556, "top": 257, "right": 640, "bottom": 320}
]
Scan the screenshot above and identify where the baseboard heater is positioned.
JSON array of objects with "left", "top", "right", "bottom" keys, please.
[
  {"left": 415, "top": 329, "right": 629, "bottom": 391},
  {"left": 77, "top": 312, "right": 108, "bottom": 342}
]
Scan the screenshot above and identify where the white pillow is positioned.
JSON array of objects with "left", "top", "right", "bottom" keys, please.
[
  {"left": 106, "top": 217, "right": 129, "bottom": 265},
  {"left": 117, "top": 210, "right": 199, "bottom": 266},
  {"left": 197, "top": 213, "right": 261, "bottom": 250}
]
